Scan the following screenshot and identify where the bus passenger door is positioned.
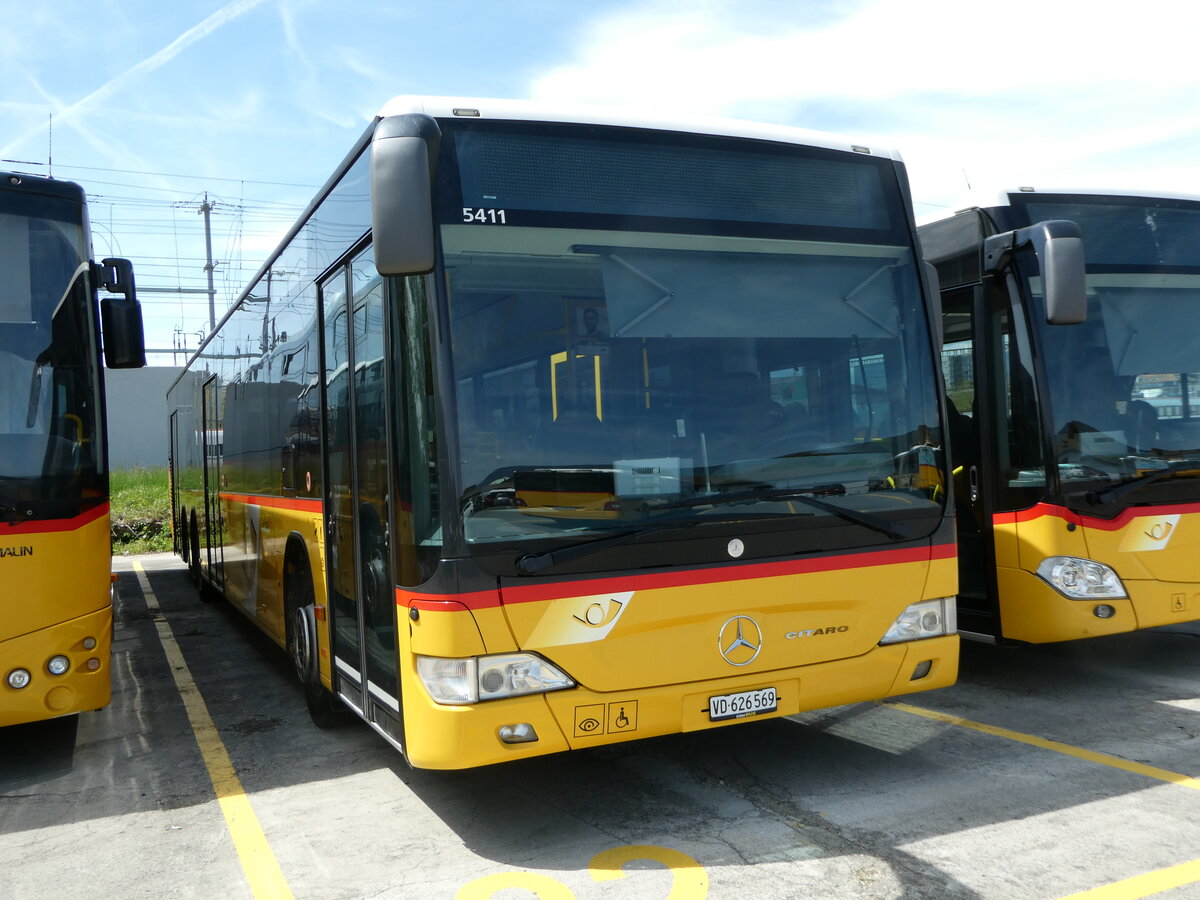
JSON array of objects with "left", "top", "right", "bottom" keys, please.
[
  {"left": 201, "top": 375, "right": 225, "bottom": 587},
  {"left": 321, "top": 249, "right": 402, "bottom": 747},
  {"left": 941, "top": 286, "right": 999, "bottom": 637},
  {"left": 168, "top": 410, "right": 179, "bottom": 555}
]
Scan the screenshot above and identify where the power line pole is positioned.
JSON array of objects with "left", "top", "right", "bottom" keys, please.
[{"left": 199, "top": 193, "right": 217, "bottom": 331}]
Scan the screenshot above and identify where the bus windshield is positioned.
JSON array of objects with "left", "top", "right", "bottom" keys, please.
[
  {"left": 0, "top": 190, "right": 104, "bottom": 518},
  {"left": 437, "top": 122, "right": 945, "bottom": 552},
  {"left": 1015, "top": 195, "right": 1200, "bottom": 504}
]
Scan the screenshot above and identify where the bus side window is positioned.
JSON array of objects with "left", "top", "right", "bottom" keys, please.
[
  {"left": 391, "top": 275, "right": 441, "bottom": 587},
  {"left": 939, "top": 287, "right": 977, "bottom": 470}
]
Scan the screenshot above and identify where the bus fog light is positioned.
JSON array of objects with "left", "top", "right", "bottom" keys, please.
[
  {"left": 47, "top": 655, "right": 71, "bottom": 676},
  {"left": 498, "top": 723, "right": 539, "bottom": 744},
  {"left": 881, "top": 597, "right": 957, "bottom": 644},
  {"left": 1094, "top": 604, "right": 1116, "bottom": 619},
  {"left": 910, "top": 659, "right": 933, "bottom": 680},
  {"left": 7, "top": 668, "right": 32, "bottom": 689},
  {"left": 1036, "top": 556, "right": 1127, "bottom": 600}
]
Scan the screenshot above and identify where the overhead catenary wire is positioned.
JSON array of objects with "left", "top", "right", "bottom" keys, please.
[{"left": 56, "top": 164, "right": 318, "bottom": 362}]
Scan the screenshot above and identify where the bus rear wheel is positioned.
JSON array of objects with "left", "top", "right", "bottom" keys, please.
[{"left": 178, "top": 510, "right": 190, "bottom": 565}]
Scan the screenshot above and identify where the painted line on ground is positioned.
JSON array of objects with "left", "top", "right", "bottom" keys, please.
[
  {"left": 1057, "top": 857, "right": 1200, "bottom": 899},
  {"left": 133, "top": 561, "right": 293, "bottom": 900},
  {"left": 886, "top": 701, "right": 1200, "bottom": 790},
  {"left": 887, "top": 701, "right": 1200, "bottom": 899}
]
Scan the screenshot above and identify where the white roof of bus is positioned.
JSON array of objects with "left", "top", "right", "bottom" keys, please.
[
  {"left": 922, "top": 185, "right": 1200, "bottom": 223},
  {"left": 377, "top": 95, "right": 904, "bottom": 162}
]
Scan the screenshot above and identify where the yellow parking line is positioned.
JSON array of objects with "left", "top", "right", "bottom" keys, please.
[
  {"left": 886, "top": 702, "right": 1200, "bottom": 899},
  {"left": 886, "top": 701, "right": 1200, "bottom": 790},
  {"left": 1057, "top": 857, "right": 1200, "bottom": 899},
  {"left": 133, "top": 562, "right": 293, "bottom": 900}
]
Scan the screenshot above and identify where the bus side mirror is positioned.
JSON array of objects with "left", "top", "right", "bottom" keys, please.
[
  {"left": 983, "top": 219, "right": 1087, "bottom": 326},
  {"left": 371, "top": 114, "right": 440, "bottom": 276},
  {"left": 96, "top": 257, "right": 135, "bottom": 297},
  {"left": 1030, "top": 220, "right": 1087, "bottom": 325},
  {"left": 96, "top": 257, "right": 146, "bottom": 368},
  {"left": 100, "top": 296, "right": 146, "bottom": 369}
]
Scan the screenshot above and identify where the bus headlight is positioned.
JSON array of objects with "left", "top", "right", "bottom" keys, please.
[
  {"left": 47, "top": 655, "right": 71, "bottom": 676},
  {"left": 416, "top": 653, "right": 575, "bottom": 705},
  {"left": 7, "top": 668, "right": 32, "bottom": 690},
  {"left": 1036, "top": 556, "right": 1127, "bottom": 599},
  {"left": 880, "top": 597, "right": 957, "bottom": 644}
]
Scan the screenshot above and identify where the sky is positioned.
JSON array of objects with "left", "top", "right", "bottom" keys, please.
[{"left": 4, "top": 0, "right": 1200, "bottom": 364}]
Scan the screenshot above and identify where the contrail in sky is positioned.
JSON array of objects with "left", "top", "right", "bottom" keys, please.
[{"left": 1, "top": 0, "right": 269, "bottom": 158}]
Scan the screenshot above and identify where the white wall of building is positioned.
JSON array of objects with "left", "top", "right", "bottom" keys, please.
[{"left": 106, "top": 366, "right": 183, "bottom": 470}]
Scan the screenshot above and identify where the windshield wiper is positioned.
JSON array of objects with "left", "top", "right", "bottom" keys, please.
[
  {"left": 1075, "top": 459, "right": 1200, "bottom": 506},
  {"left": 0, "top": 503, "right": 35, "bottom": 525},
  {"left": 513, "top": 485, "right": 916, "bottom": 575},
  {"left": 654, "top": 485, "right": 914, "bottom": 540},
  {"left": 515, "top": 517, "right": 707, "bottom": 575}
]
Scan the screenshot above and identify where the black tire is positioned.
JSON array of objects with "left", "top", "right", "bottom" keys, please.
[
  {"left": 286, "top": 545, "right": 346, "bottom": 729},
  {"left": 188, "top": 511, "right": 203, "bottom": 587},
  {"left": 362, "top": 539, "right": 389, "bottom": 621},
  {"left": 178, "top": 510, "right": 190, "bottom": 564}
]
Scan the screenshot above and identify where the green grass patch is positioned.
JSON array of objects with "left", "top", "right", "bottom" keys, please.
[{"left": 110, "top": 466, "right": 172, "bottom": 555}]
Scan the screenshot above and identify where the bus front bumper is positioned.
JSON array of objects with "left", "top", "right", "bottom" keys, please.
[{"left": 400, "top": 635, "right": 957, "bottom": 770}]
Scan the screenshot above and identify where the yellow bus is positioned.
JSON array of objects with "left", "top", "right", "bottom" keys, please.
[
  {"left": 921, "top": 189, "right": 1200, "bottom": 643},
  {"left": 0, "top": 170, "right": 145, "bottom": 727},
  {"left": 169, "top": 97, "right": 961, "bottom": 769}
]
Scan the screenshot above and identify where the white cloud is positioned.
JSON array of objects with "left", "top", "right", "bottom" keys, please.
[
  {"left": 530, "top": 0, "right": 1200, "bottom": 210},
  {"left": 535, "top": 0, "right": 1200, "bottom": 104}
]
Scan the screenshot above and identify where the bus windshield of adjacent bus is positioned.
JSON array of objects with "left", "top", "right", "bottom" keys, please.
[
  {"left": 0, "top": 190, "right": 104, "bottom": 520},
  {"left": 1009, "top": 194, "right": 1200, "bottom": 508},
  {"left": 437, "top": 121, "right": 945, "bottom": 564}
]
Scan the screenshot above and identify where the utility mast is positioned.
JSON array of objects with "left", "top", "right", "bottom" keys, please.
[{"left": 199, "top": 193, "right": 216, "bottom": 331}]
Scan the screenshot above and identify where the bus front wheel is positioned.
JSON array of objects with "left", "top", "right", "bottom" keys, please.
[{"left": 286, "top": 549, "right": 345, "bottom": 729}]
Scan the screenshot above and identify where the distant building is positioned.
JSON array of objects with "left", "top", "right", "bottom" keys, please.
[{"left": 106, "top": 366, "right": 183, "bottom": 469}]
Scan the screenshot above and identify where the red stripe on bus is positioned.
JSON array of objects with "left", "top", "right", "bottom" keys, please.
[
  {"left": 0, "top": 502, "right": 109, "bottom": 536},
  {"left": 220, "top": 492, "right": 323, "bottom": 514},
  {"left": 998, "top": 501, "right": 1200, "bottom": 532},
  {"left": 396, "top": 541, "right": 955, "bottom": 611}
]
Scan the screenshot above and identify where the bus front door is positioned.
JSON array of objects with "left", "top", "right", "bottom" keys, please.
[
  {"left": 201, "top": 375, "right": 225, "bottom": 587},
  {"left": 321, "top": 253, "right": 403, "bottom": 748},
  {"left": 941, "top": 287, "right": 1001, "bottom": 638}
]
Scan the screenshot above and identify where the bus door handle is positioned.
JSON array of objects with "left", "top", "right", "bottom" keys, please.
[{"left": 968, "top": 464, "right": 979, "bottom": 504}]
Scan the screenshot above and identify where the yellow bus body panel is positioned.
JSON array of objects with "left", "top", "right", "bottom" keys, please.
[
  {"left": 500, "top": 556, "right": 940, "bottom": 690},
  {"left": 220, "top": 494, "right": 325, "bottom": 649},
  {"left": 0, "top": 509, "right": 113, "bottom": 726},
  {"left": 996, "top": 503, "right": 1200, "bottom": 643},
  {"left": 206, "top": 491, "right": 958, "bottom": 768},
  {"left": 399, "top": 551, "right": 958, "bottom": 769}
]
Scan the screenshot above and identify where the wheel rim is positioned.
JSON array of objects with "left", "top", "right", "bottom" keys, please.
[{"left": 292, "top": 606, "right": 315, "bottom": 684}]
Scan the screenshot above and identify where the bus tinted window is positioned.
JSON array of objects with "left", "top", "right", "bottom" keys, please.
[{"left": 445, "top": 123, "right": 899, "bottom": 236}]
